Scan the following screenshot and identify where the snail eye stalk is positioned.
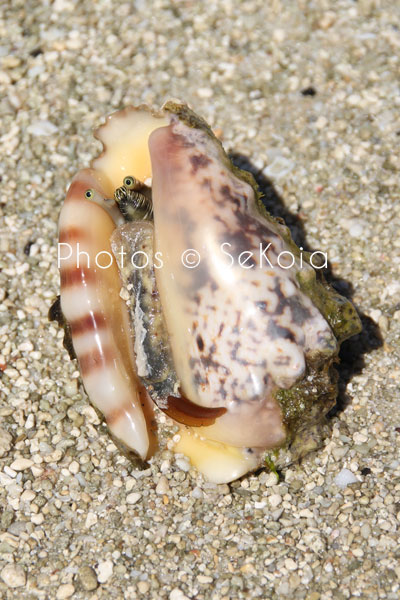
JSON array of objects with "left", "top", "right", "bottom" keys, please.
[
  {"left": 114, "top": 177, "right": 153, "bottom": 222},
  {"left": 123, "top": 176, "right": 138, "bottom": 190}
]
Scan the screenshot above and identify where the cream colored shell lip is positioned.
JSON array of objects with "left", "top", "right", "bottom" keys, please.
[
  {"left": 55, "top": 100, "right": 360, "bottom": 483},
  {"left": 92, "top": 104, "right": 168, "bottom": 195}
]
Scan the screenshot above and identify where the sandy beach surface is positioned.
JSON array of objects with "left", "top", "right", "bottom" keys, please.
[{"left": 0, "top": 1, "right": 399, "bottom": 598}]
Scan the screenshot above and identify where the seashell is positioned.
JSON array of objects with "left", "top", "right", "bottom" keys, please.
[{"left": 52, "top": 101, "right": 362, "bottom": 483}]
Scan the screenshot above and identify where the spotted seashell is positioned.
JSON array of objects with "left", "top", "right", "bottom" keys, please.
[{"left": 53, "top": 101, "right": 361, "bottom": 482}]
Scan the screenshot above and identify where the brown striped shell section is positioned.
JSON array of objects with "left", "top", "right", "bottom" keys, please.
[{"left": 58, "top": 168, "right": 150, "bottom": 459}]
